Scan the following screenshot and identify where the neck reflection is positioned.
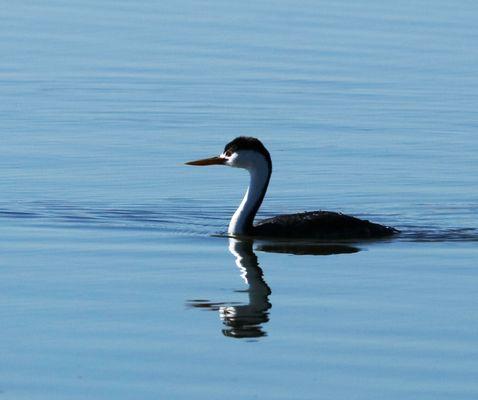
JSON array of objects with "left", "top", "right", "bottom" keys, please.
[
  {"left": 220, "top": 238, "right": 271, "bottom": 338},
  {"left": 187, "top": 238, "right": 271, "bottom": 339}
]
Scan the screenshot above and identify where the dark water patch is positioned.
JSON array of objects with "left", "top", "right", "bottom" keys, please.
[
  {"left": 0, "top": 210, "right": 40, "bottom": 219},
  {"left": 257, "top": 243, "right": 361, "bottom": 255}
]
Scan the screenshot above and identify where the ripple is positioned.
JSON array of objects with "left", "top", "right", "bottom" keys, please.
[
  {"left": 0, "top": 201, "right": 223, "bottom": 236},
  {"left": 398, "top": 226, "right": 478, "bottom": 242},
  {"left": 0, "top": 201, "right": 477, "bottom": 243}
]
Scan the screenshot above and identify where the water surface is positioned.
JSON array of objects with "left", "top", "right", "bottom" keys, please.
[{"left": 1, "top": 0, "right": 478, "bottom": 399}]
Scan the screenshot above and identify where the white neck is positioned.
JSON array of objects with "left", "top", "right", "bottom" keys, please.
[{"left": 228, "top": 157, "right": 271, "bottom": 236}]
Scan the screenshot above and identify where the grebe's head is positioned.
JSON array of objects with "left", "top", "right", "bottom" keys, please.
[{"left": 186, "top": 136, "right": 272, "bottom": 172}]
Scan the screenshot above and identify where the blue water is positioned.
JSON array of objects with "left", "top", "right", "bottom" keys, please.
[{"left": 1, "top": 1, "right": 478, "bottom": 399}]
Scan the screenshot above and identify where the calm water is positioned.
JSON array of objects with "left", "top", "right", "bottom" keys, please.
[{"left": 1, "top": 1, "right": 478, "bottom": 399}]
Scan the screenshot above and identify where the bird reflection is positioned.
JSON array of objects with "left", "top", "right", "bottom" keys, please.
[
  {"left": 220, "top": 238, "right": 272, "bottom": 338},
  {"left": 188, "top": 238, "right": 271, "bottom": 339},
  {"left": 187, "top": 239, "right": 360, "bottom": 339}
]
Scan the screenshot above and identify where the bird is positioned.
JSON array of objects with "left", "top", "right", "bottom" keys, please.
[{"left": 186, "top": 136, "right": 398, "bottom": 240}]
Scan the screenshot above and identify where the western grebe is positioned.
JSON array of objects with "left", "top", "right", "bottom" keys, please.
[{"left": 186, "top": 137, "right": 398, "bottom": 239}]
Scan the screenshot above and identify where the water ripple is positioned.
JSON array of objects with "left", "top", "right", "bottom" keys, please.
[
  {"left": 0, "top": 201, "right": 224, "bottom": 236},
  {"left": 0, "top": 201, "right": 477, "bottom": 243}
]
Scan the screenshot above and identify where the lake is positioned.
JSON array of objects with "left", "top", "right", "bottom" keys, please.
[{"left": 1, "top": 1, "right": 477, "bottom": 399}]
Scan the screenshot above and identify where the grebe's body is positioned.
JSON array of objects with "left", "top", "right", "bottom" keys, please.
[
  {"left": 254, "top": 211, "right": 395, "bottom": 240},
  {"left": 186, "top": 137, "right": 398, "bottom": 240}
]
